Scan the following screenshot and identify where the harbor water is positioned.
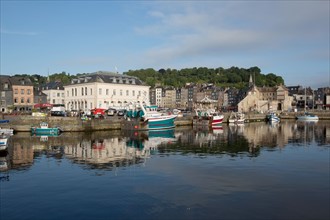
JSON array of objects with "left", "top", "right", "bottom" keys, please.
[{"left": 0, "top": 121, "right": 329, "bottom": 220}]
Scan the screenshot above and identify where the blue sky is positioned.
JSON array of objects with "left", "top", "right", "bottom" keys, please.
[{"left": 1, "top": 1, "right": 329, "bottom": 88}]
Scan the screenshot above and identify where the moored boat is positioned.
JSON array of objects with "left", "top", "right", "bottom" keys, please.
[
  {"left": 296, "top": 112, "right": 319, "bottom": 121},
  {"left": 228, "top": 112, "right": 245, "bottom": 124},
  {"left": 0, "top": 133, "right": 10, "bottom": 151},
  {"left": 123, "top": 104, "right": 177, "bottom": 130},
  {"left": 0, "top": 127, "right": 14, "bottom": 136},
  {"left": 193, "top": 109, "right": 224, "bottom": 128},
  {"left": 266, "top": 112, "right": 280, "bottom": 123},
  {"left": 31, "top": 122, "right": 62, "bottom": 135}
]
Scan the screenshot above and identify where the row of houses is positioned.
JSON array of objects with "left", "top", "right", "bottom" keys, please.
[{"left": 1, "top": 71, "right": 330, "bottom": 114}]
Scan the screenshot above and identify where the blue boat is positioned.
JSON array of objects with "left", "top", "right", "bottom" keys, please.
[
  {"left": 31, "top": 122, "right": 62, "bottom": 135},
  {"left": 124, "top": 104, "right": 177, "bottom": 130}
]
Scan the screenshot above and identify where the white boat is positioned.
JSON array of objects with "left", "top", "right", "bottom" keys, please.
[
  {"left": 228, "top": 112, "right": 245, "bottom": 124},
  {"left": 296, "top": 112, "right": 319, "bottom": 121},
  {"left": 296, "top": 88, "right": 319, "bottom": 121},
  {"left": 0, "top": 133, "right": 10, "bottom": 151},
  {"left": 0, "top": 127, "right": 14, "bottom": 136},
  {"left": 266, "top": 112, "right": 280, "bottom": 123}
]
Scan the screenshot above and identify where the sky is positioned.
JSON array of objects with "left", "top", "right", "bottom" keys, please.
[{"left": 1, "top": 0, "right": 329, "bottom": 88}]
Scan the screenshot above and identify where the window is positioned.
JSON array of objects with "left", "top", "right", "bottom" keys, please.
[
  {"left": 4, "top": 83, "right": 8, "bottom": 89},
  {"left": 75, "top": 88, "right": 77, "bottom": 96},
  {"left": 27, "top": 98, "right": 30, "bottom": 103},
  {"left": 67, "top": 91, "right": 69, "bottom": 97},
  {"left": 21, "top": 98, "right": 24, "bottom": 103},
  {"left": 133, "top": 90, "right": 135, "bottom": 96},
  {"left": 120, "top": 89, "right": 122, "bottom": 96},
  {"left": 81, "top": 88, "right": 84, "bottom": 95},
  {"left": 57, "top": 93, "right": 60, "bottom": 97},
  {"left": 27, "top": 89, "right": 31, "bottom": 95},
  {"left": 14, "top": 98, "right": 18, "bottom": 103},
  {"left": 72, "top": 88, "right": 74, "bottom": 96},
  {"left": 113, "top": 89, "right": 116, "bottom": 95},
  {"left": 14, "top": 89, "right": 18, "bottom": 94},
  {"left": 21, "top": 89, "right": 24, "bottom": 94},
  {"left": 85, "top": 87, "right": 87, "bottom": 95},
  {"left": 106, "top": 89, "right": 109, "bottom": 95},
  {"left": 99, "top": 88, "right": 102, "bottom": 95},
  {"left": 126, "top": 90, "right": 129, "bottom": 96},
  {"left": 90, "top": 88, "right": 93, "bottom": 95}
]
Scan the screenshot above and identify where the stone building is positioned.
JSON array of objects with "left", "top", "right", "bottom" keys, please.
[{"left": 238, "top": 85, "right": 293, "bottom": 113}]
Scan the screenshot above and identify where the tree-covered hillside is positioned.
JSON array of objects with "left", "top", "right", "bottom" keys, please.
[
  {"left": 124, "top": 66, "right": 284, "bottom": 88},
  {"left": 13, "top": 66, "right": 284, "bottom": 89}
]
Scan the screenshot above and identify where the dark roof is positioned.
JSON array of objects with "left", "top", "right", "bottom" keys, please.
[
  {"left": 41, "top": 81, "right": 64, "bottom": 90},
  {"left": 70, "top": 71, "right": 145, "bottom": 86},
  {"left": 7, "top": 76, "right": 34, "bottom": 86},
  {"left": 0, "top": 75, "right": 33, "bottom": 89}
]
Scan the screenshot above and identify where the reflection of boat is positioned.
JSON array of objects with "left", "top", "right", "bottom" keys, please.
[
  {"left": 229, "top": 112, "right": 245, "bottom": 124},
  {"left": 92, "top": 139, "right": 105, "bottom": 150},
  {"left": 31, "top": 122, "right": 62, "bottom": 135},
  {"left": 266, "top": 112, "right": 280, "bottom": 123},
  {"left": 296, "top": 112, "right": 319, "bottom": 121},
  {"left": 126, "top": 129, "right": 176, "bottom": 149},
  {"left": 124, "top": 104, "right": 177, "bottom": 130},
  {"left": 0, "top": 151, "right": 8, "bottom": 171}
]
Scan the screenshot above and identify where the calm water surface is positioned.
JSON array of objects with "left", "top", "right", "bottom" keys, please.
[{"left": 1, "top": 121, "right": 329, "bottom": 220}]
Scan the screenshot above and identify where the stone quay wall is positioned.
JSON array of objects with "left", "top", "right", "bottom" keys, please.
[{"left": 1, "top": 111, "right": 330, "bottom": 132}]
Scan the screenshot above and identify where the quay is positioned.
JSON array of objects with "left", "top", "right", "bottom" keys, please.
[{"left": 1, "top": 111, "right": 330, "bottom": 132}]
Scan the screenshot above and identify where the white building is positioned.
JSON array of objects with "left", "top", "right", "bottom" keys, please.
[
  {"left": 41, "top": 81, "right": 65, "bottom": 105},
  {"left": 64, "top": 71, "right": 150, "bottom": 111}
]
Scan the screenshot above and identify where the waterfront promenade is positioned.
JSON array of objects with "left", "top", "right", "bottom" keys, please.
[{"left": 1, "top": 111, "right": 330, "bottom": 132}]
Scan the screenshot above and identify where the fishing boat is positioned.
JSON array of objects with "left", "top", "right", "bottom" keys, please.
[
  {"left": 228, "top": 112, "right": 245, "bottom": 124},
  {"left": 31, "top": 122, "right": 62, "bottom": 135},
  {"left": 266, "top": 112, "right": 280, "bottom": 123},
  {"left": 296, "top": 112, "right": 319, "bottom": 121},
  {"left": 193, "top": 108, "right": 224, "bottom": 128},
  {"left": 123, "top": 104, "right": 177, "bottom": 130}
]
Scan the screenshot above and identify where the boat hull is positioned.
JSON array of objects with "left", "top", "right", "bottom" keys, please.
[
  {"left": 296, "top": 116, "right": 319, "bottom": 121},
  {"left": 122, "top": 115, "right": 177, "bottom": 131},
  {"left": 31, "top": 128, "right": 61, "bottom": 135},
  {"left": 193, "top": 115, "right": 224, "bottom": 128}
]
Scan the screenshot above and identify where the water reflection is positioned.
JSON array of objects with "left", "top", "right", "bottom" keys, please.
[{"left": 1, "top": 121, "right": 329, "bottom": 173}]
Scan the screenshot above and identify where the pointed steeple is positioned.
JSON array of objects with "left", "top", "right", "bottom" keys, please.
[{"left": 249, "top": 74, "right": 253, "bottom": 87}]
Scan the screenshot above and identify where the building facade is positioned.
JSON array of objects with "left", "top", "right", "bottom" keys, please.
[
  {"left": 0, "top": 75, "right": 34, "bottom": 113},
  {"left": 41, "top": 81, "right": 65, "bottom": 105},
  {"left": 64, "top": 71, "right": 150, "bottom": 112}
]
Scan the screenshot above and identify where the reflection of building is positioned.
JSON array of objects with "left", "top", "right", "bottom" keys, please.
[
  {"left": 10, "top": 140, "right": 34, "bottom": 167},
  {"left": 64, "top": 137, "right": 151, "bottom": 165}
]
